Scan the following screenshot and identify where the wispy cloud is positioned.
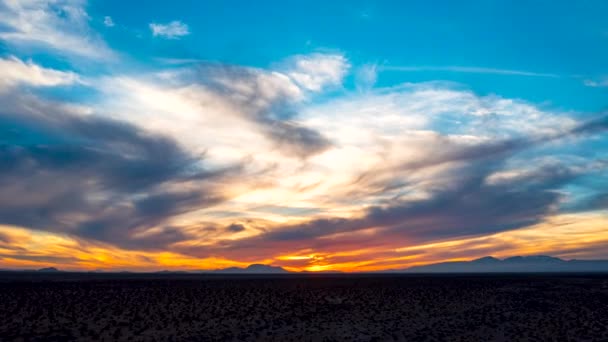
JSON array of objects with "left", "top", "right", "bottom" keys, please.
[
  {"left": 149, "top": 20, "right": 190, "bottom": 39},
  {"left": 355, "top": 63, "right": 378, "bottom": 91},
  {"left": 0, "top": 56, "right": 80, "bottom": 90},
  {"left": 0, "top": 0, "right": 114, "bottom": 59},
  {"left": 381, "top": 65, "right": 560, "bottom": 78},
  {"left": 584, "top": 78, "right": 608, "bottom": 87},
  {"left": 103, "top": 16, "right": 115, "bottom": 27},
  {"left": 282, "top": 53, "right": 350, "bottom": 91},
  {"left": 154, "top": 57, "right": 206, "bottom": 65},
  {"left": 100, "top": 53, "right": 347, "bottom": 159}
]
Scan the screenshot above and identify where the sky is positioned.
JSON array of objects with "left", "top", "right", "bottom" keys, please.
[{"left": 0, "top": 0, "right": 607, "bottom": 272}]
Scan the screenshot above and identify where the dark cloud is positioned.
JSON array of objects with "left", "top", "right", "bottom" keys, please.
[
  {"left": 0, "top": 93, "right": 234, "bottom": 250},
  {"left": 397, "top": 137, "right": 526, "bottom": 172},
  {"left": 288, "top": 164, "right": 570, "bottom": 243},
  {"left": 0, "top": 232, "right": 11, "bottom": 244},
  {"left": 191, "top": 64, "right": 332, "bottom": 158},
  {"left": 587, "top": 193, "right": 608, "bottom": 210},
  {"left": 353, "top": 114, "right": 608, "bottom": 208},
  {"left": 259, "top": 119, "right": 331, "bottom": 157},
  {"left": 226, "top": 223, "right": 246, "bottom": 233},
  {"left": 362, "top": 113, "right": 608, "bottom": 185},
  {"left": 568, "top": 114, "right": 608, "bottom": 136},
  {"left": 368, "top": 163, "right": 576, "bottom": 241},
  {"left": 352, "top": 135, "right": 527, "bottom": 195},
  {"left": 553, "top": 243, "right": 608, "bottom": 259},
  {"left": 0, "top": 254, "right": 81, "bottom": 264},
  {"left": 565, "top": 192, "right": 608, "bottom": 212},
  {"left": 197, "top": 138, "right": 592, "bottom": 260}
]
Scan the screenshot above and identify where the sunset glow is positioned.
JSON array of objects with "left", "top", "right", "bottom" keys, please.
[{"left": 0, "top": 1, "right": 607, "bottom": 272}]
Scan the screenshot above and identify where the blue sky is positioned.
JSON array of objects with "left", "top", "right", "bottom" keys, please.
[
  {"left": 8, "top": 0, "right": 607, "bottom": 109},
  {"left": 91, "top": 0, "right": 608, "bottom": 111},
  {"left": 0, "top": 0, "right": 607, "bottom": 271}
]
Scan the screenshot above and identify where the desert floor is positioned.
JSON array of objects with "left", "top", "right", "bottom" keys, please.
[{"left": 1, "top": 273, "right": 607, "bottom": 341}]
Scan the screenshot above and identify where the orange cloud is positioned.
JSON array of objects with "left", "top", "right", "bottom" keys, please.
[{"left": 1, "top": 212, "right": 607, "bottom": 272}]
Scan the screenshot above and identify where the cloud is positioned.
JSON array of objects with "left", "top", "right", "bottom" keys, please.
[
  {"left": 355, "top": 64, "right": 378, "bottom": 91},
  {"left": 98, "top": 54, "right": 346, "bottom": 159},
  {"left": 283, "top": 53, "right": 350, "bottom": 91},
  {"left": 193, "top": 54, "right": 349, "bottom": 156},
  {"left": 149, "top": 20, "right": 190, "bottom": 39},
  {"left": 103, "top": 16, "right": 114, "bottom": 27},
  {"left": 0, "top": 56, "right": 79, "bottom": 91},
  {"left": 301, "top": 82, "right": 577, "bottom": 145},
  {"left": 0, "top": 0, "right": 114, "bottom": 59},
  {"left": 201, "top": 72, "right": 331, "bottom": 158},
  {"left": 0, "top": 88, "right": 240, "bottom": 250},
  {"left": 0, "top": 231, "right": 11, "bottom": 244},
  {"left": 0, "top": 253, "right": 81, "bottom": 264},
  {"left": 226, "top": 223, "right": 246, "bottom": 233},
  {"left": 381, "top": 65, "right": 560, "bottom": 78},
  {"left": 566, "top": 114, "right": 608, "bottom": 136},
  {"left": 95, "top": 72, "right": 602, "bottom": 253},
  {"left": 258, "top": 120, "right": 331, "bottom": 157},
  {"left": 284, "top": 83, "right": 581, "bottom": 212},
  {"left": 178, "top": 103, "right": 608, "bottom": 261},
  {"left": 565, "top": 191, "right": 608, "bottom": 212},
  {"left": 584, "top": 78, "right": 608, "bottom": 87},
  {"left": 198, "top": 65, "right": 338, "bottom": 158},
  {"left": 0, "top": 48, "right": 605, "bottom": 269},
  {"left": 198, "top": 151, "right": 597, "bottom": 262}
]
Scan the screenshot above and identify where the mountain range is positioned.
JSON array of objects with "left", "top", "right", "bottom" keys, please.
[
  {"left": 6, "top": 256, "right": 608, "bottom": 274},
  {"left": 207, "top": 264, "right": 289, "bottom": 274},
  {"left": 399, "top": 255, "right": 608, "bottom": 273}
]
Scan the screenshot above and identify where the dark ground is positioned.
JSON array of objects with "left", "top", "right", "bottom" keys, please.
[{"left": 1, "top": 273, "right": 607, "bottom": 341}]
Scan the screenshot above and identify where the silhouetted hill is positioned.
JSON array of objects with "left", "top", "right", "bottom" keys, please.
[
  {"left": 401, "top": 256, "right": 608, "bottom": 273},
  {"left": 37, "top": 267, "right": 61, "bottom": 273},
  {"left": 154, "top": 270, "right": 189, "bottom": 274},
  {"left": 211, "top": 264, "right": 289, "bottom": 274}
]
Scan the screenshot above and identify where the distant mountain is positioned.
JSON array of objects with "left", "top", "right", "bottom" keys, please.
[
  {"left": 154, "top": 270, "right": 189, "bottom": 274},
  {"left": 37, "top": 267, "right": 61, "bottom": 272},
  {"left": 211, "top": 264, "right": 289, "bottom": 274},
  {"left": 401, "top": 256, "right": 608, "bottom": 273}
]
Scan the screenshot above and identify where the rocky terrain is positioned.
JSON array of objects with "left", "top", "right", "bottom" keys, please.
[{"left": 1, "top": 274, "right": 607, "bottom": 341}]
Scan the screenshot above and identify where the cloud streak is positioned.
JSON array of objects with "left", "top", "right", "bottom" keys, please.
[{"left": 380, "top": 65, "right": 560, "bottom": 78}]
